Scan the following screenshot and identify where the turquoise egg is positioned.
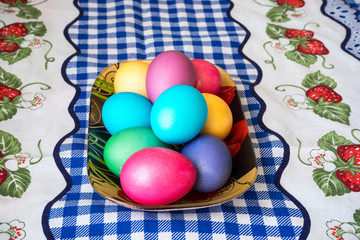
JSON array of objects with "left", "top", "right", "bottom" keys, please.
[
  {"left": 150, "top": 85, "right": 208, "bottom": 144},
  {"left": 102, "top": 92, "right": 152, "bottom": 135}
]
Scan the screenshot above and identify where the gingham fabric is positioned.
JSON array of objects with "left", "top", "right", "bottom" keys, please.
[{"left": 44, "top": 0, "right": 360, "bottom": 239}]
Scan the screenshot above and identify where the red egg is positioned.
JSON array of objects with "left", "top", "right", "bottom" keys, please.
[
  {"left": 192, "top": 59, "right": 222, "bottom": 95},
  {"left": 120, "top": 147, "right": 197, "bottom": 205}
]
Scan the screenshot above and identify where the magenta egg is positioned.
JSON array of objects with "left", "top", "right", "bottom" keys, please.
[
  {"left": 120, "top": 147, "right": 197, "bottom": 205},
  {"left": 146, "top": 50, "right": 196, "bottom": 103}
]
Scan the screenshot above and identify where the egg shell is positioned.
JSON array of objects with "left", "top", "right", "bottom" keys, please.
[
  {"left": 113, "top": 60, "right": 149, "bottom": 98},
  {"left": 146, "top": 50, "right": 196, "bottom": 103},
  {"left": 191, "top": 59, "right": 221, "bottom": 95},
  {"left": 150, "top": 85, "right": 208, "bottom": 145},
  {"left": 120, "top": 147, "right": 197, "bottom": 205},
  {"left": 181, "top": 134, "right": 232, "bottom": 193},
  {"left": 103, "top": 127, "right": 171, "bottom": 177},
  {"left": 200, "top": 93, "right": 233, "bottom": 140},
  {"left": 102, "top": 92, "right": 152, "bottom": 135}
]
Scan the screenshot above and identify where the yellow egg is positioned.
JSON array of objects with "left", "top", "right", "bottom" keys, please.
[
  {"left": 114, "top": 61, "right": 149, "bottom": 98},
  {"left": 200, "top": 93, "right": 233, "bottom": 140}
]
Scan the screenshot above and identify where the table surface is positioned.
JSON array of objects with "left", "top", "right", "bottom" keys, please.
[{"left": 1, "top": 0, "right": 360, "bottom": 239}]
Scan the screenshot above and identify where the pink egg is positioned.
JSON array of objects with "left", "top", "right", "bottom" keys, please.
[
  {"left": 120, "top": 147, "right": 197, "bottom": 205},
  {"left": 146, "top": 51, "right": 196, "bottom": 103},
  {"left": 192, "top": 59, "right": 221, "bottom": 95}
]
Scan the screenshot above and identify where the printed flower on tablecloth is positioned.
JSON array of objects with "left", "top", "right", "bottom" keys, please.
[
  {"left": 0, "top": 130, "right": 42, "bottom": 198},
  {"left": 253, "top": 0, "right": 306, "bottom": 23},
  {"left": 326, "top": 209, "right": 360, "bottom": 240},
  {"left": 297, "top": 129, "right": 360, "bottom": 197},
  {"left": 0, "top": 219, "right": 26, "bottom": 240},
  {"left": 276, "top": 71, "right": 351, "bottom": 125},
  {"left": 0, "top": 0, "right": 45, "bottom": 19},
  {"left": 283, "top": 94, "right": 308, "bottom": 110},
  {"left": 0, "top": 21, "right": 54, "bottom": 68},
  {"left": 0, "top": 67, "right": 51, "bottom": 122},
  {"left": 264, "top": 23, "right": 333, "bottom": 70},
  {"left": 270, "top": 38, "right": 295, "bottom": 52}
]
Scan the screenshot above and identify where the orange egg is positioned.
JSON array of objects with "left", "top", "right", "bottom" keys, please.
[{"left": 200, "top": 93, "right": 233, "bottom": 140}]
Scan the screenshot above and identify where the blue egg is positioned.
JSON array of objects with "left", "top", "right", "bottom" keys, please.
[
  {"left": 181, "top": 134, "right": 232, "bottom": 193},
  {"left": 102, "top": 92, "right": 152, "bottom": 135},
  {"left": 150, "top": 85, "right": 207, "bottom": 144}
]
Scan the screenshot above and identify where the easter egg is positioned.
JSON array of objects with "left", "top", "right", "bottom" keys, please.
[
  {"left": 146, "top": 50, "right": 196, "bottom": 103},
  {"left": 150, "top": 85, "right": 207, "bottom": 145},
  {"left": 103, "top": 127, "right": 171, "bottom": 177},
  {"left": 181, "top": 134, "right": 232, "bottom": 193},
  {"left": 113, "top": 60, "right": 149, "bottom": 98},
  {"left": 200, "top": 93, "right": 233, "bottom": 140},
  {"left": 120, "top": 147, "right": 197, "bottom": 205},
  {"left": 191, "top": 59, "right": 221, "bottom": 95},
  {"left": 102, "top": 92, "right": 152, "bottom": 135}
]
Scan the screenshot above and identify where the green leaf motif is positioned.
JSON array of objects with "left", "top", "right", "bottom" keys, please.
[
  {"left": 0, "top": 168, "right": 31, "bottom": 198},
  {"left": 266, "top": 7, "right": 291, "bottom": 22},
  {"left": 266, "top": 24, "right": 287, "bottom": 39},
  {"left": 317, "top": 131, "right": 353, "bottom": 153},
  {"left": 16, "top": 3, "right": 42, "bottom": 19},
  {"left": 0, "top": 101, "right": 18, "bottom": 122},
  {"left": 313, "top": 101, "right": 351, "bottom": 125},
  {"left": 285, "top": 50, "right": 317, "bottom": 67},
  {"left": 0, "top": 67, "right": 22, "bottom": 88},
  {"left": 312, "top": 168, "right": 351, "bottom": 197},
  {"left": 23, "top": 21, "right": 46, "bottom": 36},
  {"left": 0, "top": 130, "right": 21, "bottom": 159},
  {"left": 0, "top": 48, "right": 31, "bottom": 65},
  {"left": 354, "top": 209, "right": 360, "bottom": 226},
  {"left": 302, "top": 70, "right": 337, "bottom": 89}
]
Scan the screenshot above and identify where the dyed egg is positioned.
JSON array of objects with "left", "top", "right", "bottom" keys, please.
[
  {"left": 103, "top": 127, "right": 171, "bottom": 177},
  {"left": 181, "top": 134, "right": 233, "bottom": 193},
  {"left": 146, "top": 50, "right": 196, "bottom": 103},
  {"left": 200, "top": 93, "right": 233, "bottom": 140},
  {"left": 191, "top": 59, "right": 221, "bottom": 95},
  {"left": 150, "top": 85, "right": 207, "bottom": 145},
  {"left": 102, "top": 92, "right": 152, "bottom": 135},
  {"left": 120, "top": 147, "right": 197, "bottom": 205},
  {"left": 113, "top": 60, "right": 149, "bottom": 98}
]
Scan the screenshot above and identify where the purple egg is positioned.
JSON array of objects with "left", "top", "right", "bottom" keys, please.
[
  {"left": 181, "top": 134, "right": 232, "bottom": 193},
  {"left": 146, "top": 50, "right": 196, "bottom": 103}
]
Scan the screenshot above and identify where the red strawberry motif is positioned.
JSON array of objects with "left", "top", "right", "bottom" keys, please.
[
  {"left": 0, "top": 0, "right": 27, "bottom": 3},
  {"left": 0, "top": 23, "right": 28, "bottom": 38},
  {"left": 0, "top": 39, "right": 19, "bottom": 52},
  {"left": 337, "top": 145, "right": 360, "bottom": 165},
  {"left": 277, "top": 0, "right": 305, "bottom": 8},
  {"left": 305, "top": 85, "right": 342, "bottom": 103},
  {"left": 285, "top": 29, "right": 314, "bottom": 39},
  {"left": 0, "top": 84, "right": 22, "bottom": 101},
  {"left": 0, "top": 23, "right": 28, "bottom": 53},
  {"left": 335, "top": 145, "right": 360, "bottom": 192},
  {"left": 297, "top": 39, "right": 329, "bottom": 55},
  {"left": 0, "top": 167, "right": 7, "bottom": 186}
]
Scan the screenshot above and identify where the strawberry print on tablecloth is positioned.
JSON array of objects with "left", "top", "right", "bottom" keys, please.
[
  {"left": 275, "top": 70, "right": 351, "bottom": 125},
  {"left": 0, "top": 0, "right": 46, "bottom": 19},
  {"left": 264, "top": 23, "right": 334, "bottom": 69},
  {"left": 0, "top": 219, "right": 26, "bottom": 240},
  {"left": 326, "top": 209, "right": 360, "bottom": 240},
  {"left": 297, "top": 129, "right": 360, "bottom": 196},
  {"left": 0, "top": 21, "right": 54, "bottom": 69},
  {"left": 0, "top": 67, "right": 51, "bottom": 122},
  {"left": 253, "top": 0, "right": 306, "bottom": 22},
  {"left": 0, "top": 130, "right": 42, "bottom": 198}
]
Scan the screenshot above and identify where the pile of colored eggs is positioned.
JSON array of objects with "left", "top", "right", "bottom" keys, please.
[{"left": 102, "top": 50, "right": 235, "bottom": 206}]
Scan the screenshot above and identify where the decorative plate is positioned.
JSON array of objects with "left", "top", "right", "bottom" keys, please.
[{"left": 87, "top": 60, "right": 257, "bottom": 211}]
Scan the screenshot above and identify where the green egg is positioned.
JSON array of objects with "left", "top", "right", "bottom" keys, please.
[{"left": 103, "top": 127, "right": 172, "bottom": 177}]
